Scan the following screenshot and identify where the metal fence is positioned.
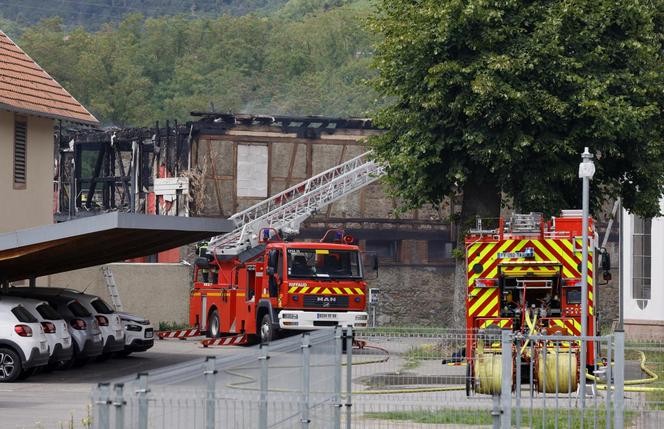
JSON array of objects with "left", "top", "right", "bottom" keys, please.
[{"left": 93, "top": 327, "right": 664, "bottom": 429}]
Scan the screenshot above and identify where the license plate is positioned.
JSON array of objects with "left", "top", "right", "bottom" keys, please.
[
  {"left": 317, "top": 313, "right": 337, "bottom": 319},
  {"left": 145, "top": 330, "right": 154, "bottom": 339}
]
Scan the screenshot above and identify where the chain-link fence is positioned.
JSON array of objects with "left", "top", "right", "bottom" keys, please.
[{"left": 93, "top": 327, "right": 664, "bottom": 429}]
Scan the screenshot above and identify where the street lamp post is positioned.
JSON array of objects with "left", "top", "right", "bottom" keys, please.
[{"left": 579, "top": 147, "right": 595, "bottom": 410}]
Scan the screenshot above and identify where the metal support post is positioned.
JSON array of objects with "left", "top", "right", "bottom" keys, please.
[
  {"left": 113, "top": 383, "right": 125, "bottom": 429},
  {"left": 492, "top": 394, "right": 501, "bottom": 429},
  {"left": 204, "top": 357, "right": 217, "bottom": 429},
  {"left": 136, "top": 373, "right": 149, "bottom": 429},
  {"left": 300, "top": 333, "right": 312, "bottom": 428},
  {"left": 345, "top": 327, "right": 353, "bottom": 429},
  {"left": 96, "top": 383, "right": 111, "bottom": 429},
  {"left": 501, "top": 330, "right": 512, "bottom": 429},
  {"left": 258, "top": 344, "right": 269, "bottom": 429},
  {"left": 618, "top": 199, "right": 624, "bottom": 330},
  {"left": 579, "top": 147, "right": 595, "bottom": 412},
  {"left": 614, "top": 331, "right": 625, "bottom": 429},
  {"left": 334, "top": 327, "right": 343, "bottom": 429}
]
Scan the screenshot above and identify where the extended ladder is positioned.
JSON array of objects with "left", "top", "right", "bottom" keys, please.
[
  {"left": 209, "top": 151, "right": 385, "bottom": 255},
  {"left": 102, "top": 265, "right": 124, "bottom": 311}
]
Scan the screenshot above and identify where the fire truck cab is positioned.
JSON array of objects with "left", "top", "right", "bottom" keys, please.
[{"left": 190, "top": 230, "right": 369, "bottom": 343}]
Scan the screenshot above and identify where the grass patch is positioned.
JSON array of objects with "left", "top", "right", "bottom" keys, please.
[
  {"left": 158, "top": 321, "right": 189, "bottom": 331},
  {"left": 402, "top": 344, "right": 444, "bottom": 370},
  {"left": 365, "top": 408, "right": 636, "bottom": 428}
]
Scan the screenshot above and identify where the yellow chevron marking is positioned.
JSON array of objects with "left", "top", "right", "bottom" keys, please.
[
  {"left": 468, "top": 240, "right": 517, "bottom": 285},
  {"left": 500, "top": 320, "right": 510, "bottom": 328},
  {"left": 467, "top": 243, "right": 501, "bottom": 285},
  {"left": 300, "top": 287, "right": 309, "bottom": 294},
  {"left": 333, "top": 287, "right": 342, "bottom": 295},
  {"left": 355, "top": 288, "right": 364, "bottom": 295},
  {"left": 469, "top": 288, "right": 494, "bottom": 316},
  {"left": 480, "top": 320, "right": 493, "bottom": 329},
  {"left": 478, "top": 296, "right": 499, "bottom": 317},
  {"left": 288, "top": 287, "right": 297, "bottom": 293},
  {"left": 344, "top": 288, "right": 353, "bottom": 295},
  {"left": 480, "top": 240, "right": 529, "bottom": 281},
  {"left": 321, "top": 288, "right": 332, "bottom": 295},
  {"left": 544, "top": 240, "right": 578, "bottom": 278},
  {"left": 310, "top": 287, "right": 321, "bottom": 294}
]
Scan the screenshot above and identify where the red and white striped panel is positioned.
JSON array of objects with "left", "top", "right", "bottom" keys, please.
[
  {"left": 157, "top": 328, "right": 202, "bottom": 339},
  {"left": 200, "top": 335, "right": 248, "bottom": 347}
]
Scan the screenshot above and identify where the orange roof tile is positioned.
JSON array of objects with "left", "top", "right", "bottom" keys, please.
[{"left": 0, "top": 30, "right": 99, "bottom": 126}]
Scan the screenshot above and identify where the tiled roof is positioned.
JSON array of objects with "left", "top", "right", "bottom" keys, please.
[{"left": 0, "top": 30, "right": 99, "bottom": 126}]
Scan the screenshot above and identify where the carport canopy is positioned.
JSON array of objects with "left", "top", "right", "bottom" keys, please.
[{"left": 0, "top": 212, "right": 234, "bottom": 282}]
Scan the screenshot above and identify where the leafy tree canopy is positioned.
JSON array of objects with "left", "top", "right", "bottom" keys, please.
[
  {"left": 10, "top": 2, "right": 376, "bottom": 127},
  {"left": 370, "top": 0, "right": 664, "bottom": 218}
]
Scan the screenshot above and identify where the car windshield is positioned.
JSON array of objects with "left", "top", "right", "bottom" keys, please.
[
  {"left": 68, "top": 301, "right": 91, "bottom": 317},
  {"left": 286, "top": 248, "right": 361, "bottom": 279},
  {"left": 12, "top": 306, "right": 38, "bottom": 323},
  {"left": 90, "top": 298, "right": 114, "bottom": 314},
  {"left": 36, "top": 303, "right": 62, "bottom": 320}
]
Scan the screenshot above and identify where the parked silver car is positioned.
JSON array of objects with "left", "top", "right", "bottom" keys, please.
[{"left": 7, "top": 289, "right": 103, "bottom": 368}]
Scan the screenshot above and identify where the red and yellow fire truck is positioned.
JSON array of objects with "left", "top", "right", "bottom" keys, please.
[
  {"left": 465, "top": 211, "right": 602, "bottom": 394},
  {"left": 190, "top": 230, "right": 369, "bottom": 343}
]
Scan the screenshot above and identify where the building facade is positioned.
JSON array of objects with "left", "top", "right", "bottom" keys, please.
[
  {"left": 622, "top": 203, "right": 664, "bottom": 339},
  {"left": 0, "top": 29, "right": 98, "bottom": 233}
]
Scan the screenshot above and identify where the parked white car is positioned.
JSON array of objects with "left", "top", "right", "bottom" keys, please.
[
  {"left": 9, "top": 288, "right": 124, "bottom": 359},
  {"left": 117, "top": 311, "right": 154, "bottom": 356},
  {"left": 0, "top": 297, "right": 49, "bottom": 382},
  {"left": 17, "top": 298, "right": 73, "bottom": 368}
]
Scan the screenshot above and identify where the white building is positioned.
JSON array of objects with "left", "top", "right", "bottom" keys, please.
[{"left": 622, "top": 203, "right": 664, "bottom": 339}]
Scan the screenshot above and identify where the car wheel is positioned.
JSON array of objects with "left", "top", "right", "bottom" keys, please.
[
  {"left": 207, "top": 309, "right": 221, "bottom": 338},
  {"left": 259, "top": 314, "right": 273, "bottom": 344},
  {"left": 0, "top": 347, "right": 22, "bottom": 382}
]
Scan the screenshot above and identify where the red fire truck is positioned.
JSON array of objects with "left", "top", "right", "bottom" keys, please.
[
  {"left": 190, "top": 230, "right": 369, "bottom": 343},
  {"left": 187, "top": 152, "right": 382, "bottom": 344},
  {"left": 465, "top": 211, "right": 607, "bottom": 394}
]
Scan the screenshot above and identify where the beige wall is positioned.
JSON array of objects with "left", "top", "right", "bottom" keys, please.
[
  {"left": 47, "top": 263, "right": 192, "bottom": 328},
  {"left": 0, "top": 110, "right": 55, "bottom": 233}
]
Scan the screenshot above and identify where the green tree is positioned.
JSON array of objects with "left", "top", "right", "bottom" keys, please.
[{"left": 370, "top": 0, "right": 664, "bottom": 322}]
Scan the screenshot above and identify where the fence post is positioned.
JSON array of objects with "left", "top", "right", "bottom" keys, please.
[
  {"left": 501, "top": 330, "right": 512, "bottom": 429},
  {"left": 345, "top": 326, "right": 353, "bottom": 429},
  {"left": 96, "top": 383, "right": 111, "bottom": 429},
  {"left": 136, "top": 373, "right": 149, "bottom": 429},
  {"left": 113, "top": 383, "right": 125, "bottom": 429},
  {"left": 334, "top": 327, "right": 343, "bottom": 429},
  {"left": 614, "top": 331, "right": 625, "bottom": 429},
  {"left": 205, "top": 357, "right": 217, "bottom": 429},
  {"left": 258, "top": 344, "right": 270, "bottom": 429},
  {"left": 300, "top": 333, "right": 312, "bottom": 428}
]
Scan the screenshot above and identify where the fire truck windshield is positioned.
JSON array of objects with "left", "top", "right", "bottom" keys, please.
[{"left": 286, "top": 248, "right": 362, "bottom": 279}]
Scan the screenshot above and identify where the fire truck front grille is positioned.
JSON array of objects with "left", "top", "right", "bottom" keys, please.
[{"left": 303, "top": 295, "right": 349, "bottom": 308}]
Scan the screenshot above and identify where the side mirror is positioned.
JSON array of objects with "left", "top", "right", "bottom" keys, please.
[{"left": 600, "top": 249, "right": 611, "bottom": 271}]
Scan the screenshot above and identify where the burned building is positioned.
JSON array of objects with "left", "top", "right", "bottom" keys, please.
[{"left": 56, "top": 113, "right": 457, "bottom": 326}]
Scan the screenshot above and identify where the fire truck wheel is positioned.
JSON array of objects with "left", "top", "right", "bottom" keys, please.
[
  {"left": 260, "top": 314, "right": 273, "bottom": 344},
  {"left": 207, "top": 309, "right": 221, "bottom": 338}
]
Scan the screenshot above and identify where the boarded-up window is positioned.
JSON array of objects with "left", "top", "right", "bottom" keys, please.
[
  {"left": 13, "top": 117, "right": 27, "bottom": 188},
  {"left": 236, "top": 144, "right": 268, "bottom": 197}
]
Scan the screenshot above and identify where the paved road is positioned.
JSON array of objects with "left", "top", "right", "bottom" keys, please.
[{"left": 0, "top": 339, "right": 249, "bottom": 429}]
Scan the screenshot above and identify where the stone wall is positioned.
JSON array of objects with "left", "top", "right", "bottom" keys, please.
[{"left": 367, "top": 265, "right": 456, "bottom": 327}]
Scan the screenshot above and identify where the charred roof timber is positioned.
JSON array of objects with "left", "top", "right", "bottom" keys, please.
[{"left": 189, "top": 112, "right": 378, "bottom": 139}]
